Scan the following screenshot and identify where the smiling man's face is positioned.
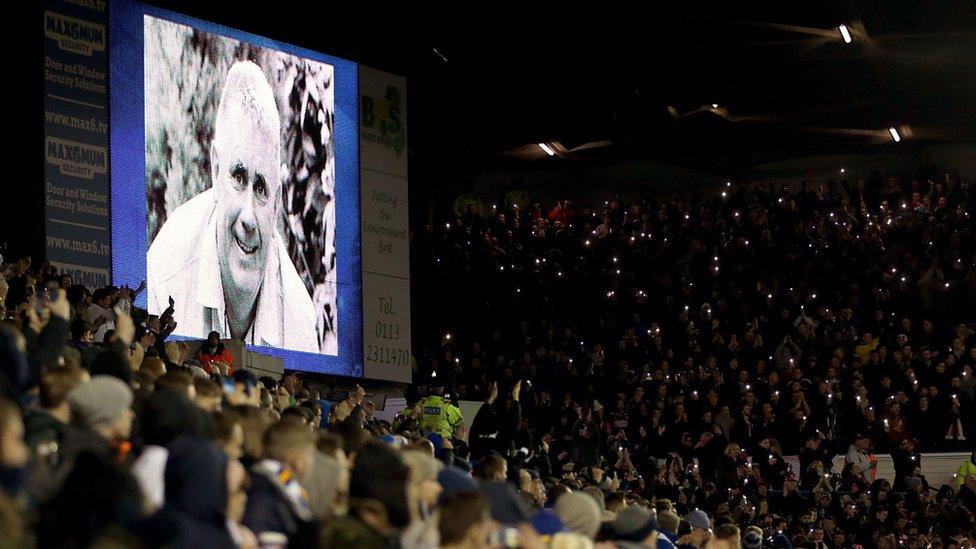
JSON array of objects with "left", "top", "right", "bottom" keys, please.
[{"left": 212, "top": 62, "right": 280, "bottom": 304}]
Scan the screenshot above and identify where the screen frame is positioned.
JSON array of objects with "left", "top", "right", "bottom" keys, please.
[{"left": 110, "top": 0, "right": 363, "bottom": 376}]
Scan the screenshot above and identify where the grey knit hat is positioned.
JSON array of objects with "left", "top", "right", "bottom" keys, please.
[
  {"left": 68, "top": 375, "right": 133, "bottom": 429},
  {"left": 555, "top": 491, "right": 601, "bottom": 540},
  {"left": 582, "top": 485, "right": 606, "bottom": 512},
  {"left": 611, "top": 504, "right": 658, "bottom": 542}
]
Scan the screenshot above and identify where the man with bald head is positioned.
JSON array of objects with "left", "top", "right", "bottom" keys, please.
[{"left": 147, "top": 60, "right": 318, "bottom": 353}]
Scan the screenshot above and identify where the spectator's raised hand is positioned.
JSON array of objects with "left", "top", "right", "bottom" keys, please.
[
  {"left": 114, "top": 304, "right": 135, "bottom": 345},
  {"left": 48, "top": 289, "right": 70, "bottom": 321},
  {"left": 25, "top": 300, "right": 49, "bottom": 334}
]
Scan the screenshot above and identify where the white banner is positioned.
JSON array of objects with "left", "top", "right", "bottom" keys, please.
[
  {"left": 360, "top": 66, "right": 411, "bottom": 382},
  {"left": 361, "top": 170, "right": 410, "bottom": 279}
]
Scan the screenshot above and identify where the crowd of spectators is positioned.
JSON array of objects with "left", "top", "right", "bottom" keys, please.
[
  {"left": 0, "top": 163, "right": 974, "bottom": 547},
  {"left": 409, "top": 164, "right": 976, "bottom": 547}
]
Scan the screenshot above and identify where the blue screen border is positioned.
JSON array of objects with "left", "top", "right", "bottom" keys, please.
[{"left": 109, "top": 0, "right": 363, "bottom": 377}]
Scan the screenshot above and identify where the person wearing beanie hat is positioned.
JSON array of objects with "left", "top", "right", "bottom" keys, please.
[
  {"left": 438, "top": 466, "right": 478, "bottom": 501},
  {"left": 555, "top": 491, "right": 602, "bottom": 540},
  {"left": 531, "top": 509, "right": 566, "bottom": 540},
  {"left": 610, "top": 504, "right": 659, "bottom": 547},
  {"left": 301, "top": 448, "right": 348, "bottom": 522},
  {"left": 68, "top": 375, "right": 134, "bottom": 441},
  {"left": 680, "top": 509, "right": 712, "bottom": 547},
  {"left": 742, "top": 530, "right": 762, "bottom": 549},
  {"left": 582, "top": 485, "right": 606, "bottom": 514},
  {"left": 683, "top": 509, "right": 711, "bottom": 531},
  {"left": 33, "top": 374, "right": 139, "bottom": 501},
  {"left": 769, "top": 532, "right": 792, "bottom": 548},
  {"left": 482, "top": 481, "right": 532, "bottom": 526}
]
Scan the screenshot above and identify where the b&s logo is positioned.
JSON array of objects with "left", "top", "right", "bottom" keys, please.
[
  {"left": 46, "top": 137, "right": 107, "bottom": 180},
  {"left": 361, "top": 85, "right": 406, "bottom": 158},
  {"left": 44, "top": 11, "right": 105, "bottom": 56}
]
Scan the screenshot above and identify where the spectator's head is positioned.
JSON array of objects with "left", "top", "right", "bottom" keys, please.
[
  {"left": 555, "top": 491, "right": 601, "bottom": 540},
  {"left": 685, "top": 509, "right": 712, "bottom": 540},
  {"left": 473, "top": 453, "right": 507, "bottom": 482},
  {"left": 36, "top": 447, "right": 143, "bottom": 547},
  {"left": 142, "top": 386, "right": 202, "bottom": 447},
  {"left": 263, "top": 418, "right": 316, "bottom": 477},
  {"left": 228, "top": 370, "right": 259, "bottom": 407},
  {"left": 140, "top": 356, "right": 167, "bottom": 381},
  {"left": 135, "top": 324, "right": 156, "bottom": 351},
  {"left": 143, "top": 314, "right": 159, "bottom": 333},
  {"left": 67, "top": 375, "right": 134, "bottom": 441},
  {"left": 605, "top": 491, "right": 627, "bottom": 514},
  {"left": 299, "top": 400, "right": 323, "bottom": 427},
  {"left": 91, "top": 288, "right": 111, "bottom": 309},
  {"left": 282, "top": 405, "right": 314, "bottom": 426},
  {"left": 610, "top": 504, "right": 657, "bottom": 545},
  {"left": 39, "top": 366, "right": 87, "bottom": 414},
  {"left": 481, "top": 480, "right": 532, "bottom": 528},
  {"left": 103, "top": 285, "right": 121, "bottom": 307},
  {"left": 657, "top": 509, "right": 680, "bottom": 537},
  {"left": 156, "top": 370, "right": 195, "bottom": 401},
  {"left": 164, "top": 341, "right": 186, "bottom": 367},
  {"left": 707, "top": 524, "right": 740, "bottom": 549},
  {"left": 742, "top": 529, "right": 762, "bottom": 549},
  {"left": 194, "top": 378, "right": 222, "bottom": 413},
  {"left": 327, "top": 419, "right": 365, "bottom": 460},
  {"left": 437, "top": 492, "right": 491, "bottom": 548},
  {"left": 349, "top": 440, "right": 410, "bottom": 530},
  {"left": 165, "top": 434, "right": 229, "bottom": 516},
  {"left": 211, "top": 61, "right": 281, "bottom": 302},
  {"left": 206, "top": 331, "right": 221, "bottom": 348},
  {"left": 581, "top": 485, "right": 605, "bottom": 515},
  {"left": 438, "top": 466, "right": 478, "bottom": 501},
  {"left": 724, "top": 443, "right": 741, "bottom": 458},
  {"left": 69, "top": 319, "right": 91, "bottom": 344},
  {"left": 214, "top": 409, "right": 244, "bottom": 460},
  {"left": 401, "top": 448, "right": 444, "bottom": 510},
  {"left": 239, "top": 406, "right": 275, "bottom": 462}
]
